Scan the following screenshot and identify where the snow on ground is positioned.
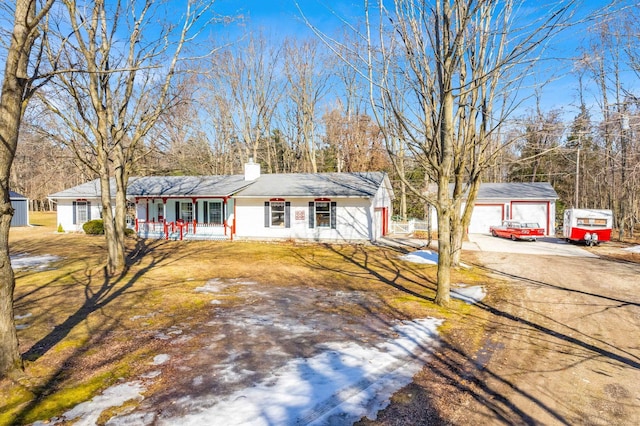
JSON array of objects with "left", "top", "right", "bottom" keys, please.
[
  {"left": 10, "top": 254, "right": 60, "bottom": 270},
  {"left": 399, "top": 249, "right": 438, "bottom": 265},
  {"left": 117, "top": 318, "right": 440, "bottom": 426},
  {"left": 451, "top": 285, "right": 487, "bottom": 304},
  {"left": 55, "top": 318, "right": 441, "bottom": 426},
  {"left": 624, "top": 245, "right": 640, "bottom": 253},
  {"left": 34, "top": 274, "right": 449, "bottom": 425},
  {"left": 48, "top": 382, "right": 145, "bottom": 426}
]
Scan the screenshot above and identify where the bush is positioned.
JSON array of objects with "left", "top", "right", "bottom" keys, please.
[
  {"left": 125, "top": 227, "right": 136, "bottom": 237},
  {"left": 83, "top": 219, "right": 104, "bottom": 235}
]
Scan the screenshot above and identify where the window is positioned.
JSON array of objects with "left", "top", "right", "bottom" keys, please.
[
  {"left": 208, "top": 202, "right": 222, "bottom": 225},
  {"left": 264, "top": 200, "right": 290, "bottom": 228},
  {"left": 315, "top": 202, "right": 331, "bottom": 228},
  {"left": 73, "top": 200, "right": 91, "bottom": 224},
  {"left": 157, "top": 204, "right": 164, "bottom": 222},
  {"left": 180, "top": 202, "right": 193, "bottom": 222},
  {"left": 309, "top": 201, "right": 335, "bottom": 229},
  {"left": 271, "top": 201, "right": 285, "bottom": 227}
]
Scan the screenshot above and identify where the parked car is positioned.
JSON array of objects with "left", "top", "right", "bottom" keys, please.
[{"left": 489, "top": 221, "right": 545, "bottom": 241}]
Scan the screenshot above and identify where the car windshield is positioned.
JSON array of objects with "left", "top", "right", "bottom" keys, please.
[{"left": 523, "top": 222, "right": 539, "bottom": 228}]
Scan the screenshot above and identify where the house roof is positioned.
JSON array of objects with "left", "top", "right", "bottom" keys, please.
[
  {"left": 475, "top": 182, "right": 558, "bottom": 200},
  {"left": 48, "top": 179, "right": 105, "bottom": 199},
  {"left": 234, "top": 172, "right": 388, "bottom": 198},
  {"left": 48, "top": 172, "right": 390, "bottom": 200},
  {"left": 127, "top": 175, "right": 252, "bottom": 197}
]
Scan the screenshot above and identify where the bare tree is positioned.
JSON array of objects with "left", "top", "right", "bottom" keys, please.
[
  {"left": 304, "top": 0, "right": 577, "bottom": 305},
  {"left": 37, "top": 0, "right": 217, "bottom": 274},
  {"left": 283, "top": 38, "right": 330, "bottom": 173},
  {"left": 0, "top": 0, "right": 54, "bottom": 377},
  {"left": 205, "top": 33, "right": 285, "bottom": 171},
  {"left": 585, "top": 10, "right": 640, "bottom": 238}
]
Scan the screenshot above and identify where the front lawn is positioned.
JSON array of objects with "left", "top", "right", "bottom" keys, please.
[{"left": 1, "top": 212, "right": 491, "bottom": 425}]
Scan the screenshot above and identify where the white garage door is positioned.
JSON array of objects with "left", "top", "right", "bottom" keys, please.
[
  {"left": 469, "top": 204, "right": 503, "bottom": 234},
  {"left": 511, "top": 202, "right": 548, "bottom": 234}
]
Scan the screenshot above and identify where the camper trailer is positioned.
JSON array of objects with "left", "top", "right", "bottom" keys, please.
[{"left": 563, "top": 209, "right": 613, "bottom": 246}]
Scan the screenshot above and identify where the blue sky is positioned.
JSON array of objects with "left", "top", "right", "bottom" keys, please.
[{"left": 205, "top": 0, "right": 637, "bottom": 121}]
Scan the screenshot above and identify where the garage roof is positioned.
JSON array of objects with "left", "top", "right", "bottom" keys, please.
[{"left": 476, "top": 182, "right": 558, "bottom": 200}]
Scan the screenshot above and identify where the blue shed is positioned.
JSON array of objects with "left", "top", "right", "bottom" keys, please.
[{"left": 10, "top": 191, "right": 29, "bottom": 227}]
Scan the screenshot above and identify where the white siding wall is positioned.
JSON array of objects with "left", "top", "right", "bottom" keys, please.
[
  {"left": 371, "top": 182, "right": 393, "bottom": 240},
  {"left": 56, "top": 198, "right": 104, "bottom": 232},
  {"left": 234, "top": 198, "right": 373, "bottom": 242}
]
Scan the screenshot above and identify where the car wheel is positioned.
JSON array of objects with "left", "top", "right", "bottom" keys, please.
[
  {"left": 511, "top": 235, "right": 517, "bottom": 241},
  {"left": 491, "top": 230, "right": 497, "bottom": 237}
]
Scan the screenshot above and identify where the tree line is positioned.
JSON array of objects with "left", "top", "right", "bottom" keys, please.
[
  {"left": 1, "top": 0, "right": 638, "bottom": 376},
  {"left": 11, "top": 5, "right": 638, "bottom": 234}
]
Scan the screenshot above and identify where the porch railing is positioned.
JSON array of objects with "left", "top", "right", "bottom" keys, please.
[{"left": 135, "top": 219, "right": 230, "bottom": 241}]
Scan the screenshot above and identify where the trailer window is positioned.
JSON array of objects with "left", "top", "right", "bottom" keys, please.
[{"left": 577, "top": 217, "right": 607, "bottom": 226}]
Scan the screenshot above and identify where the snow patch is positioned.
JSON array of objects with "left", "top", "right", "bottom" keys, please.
[
  {"left": 623, "top": 245, "right": 640, "bottom": 253},
  {"left": 15, "top": 313, "right": 32, "bottom": 320},
  {"left": 451, "top": 285, "right": 487, "bottom": 304},
  {"left": 61, "top": 381, "right": 145, "bottom": 426},
  {"left": 141, "top": 370, "right": 162, "bottom": 379},
  {"left": 195, "top": 278, "right": 258, "bottom": 294},
  {"left": 399, "top": 250, "right": 438, "bottom": 265},
  {"left": 11, "top": 254, "right": 60, "bottom": 271},
  {"left": 152, "top": 354, "right": 170, "bottom": 365}
]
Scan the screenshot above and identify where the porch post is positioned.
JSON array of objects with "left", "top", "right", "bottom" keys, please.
[{"left": 223, "top": 197, "right": 228, "bottom": 236}]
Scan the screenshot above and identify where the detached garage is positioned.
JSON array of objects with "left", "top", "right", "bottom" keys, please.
[
  {"left": 429, "top": 182, "right": 558, "bottom": 236},
  {"left": 465, "top": 183, "right": 558, "bottom": 235}
]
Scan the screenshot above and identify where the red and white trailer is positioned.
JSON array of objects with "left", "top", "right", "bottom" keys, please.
[{"left": 562, "top": 208, "right": 613, "bottom": 246}]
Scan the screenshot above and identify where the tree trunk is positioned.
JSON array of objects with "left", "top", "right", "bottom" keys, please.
[
  {"left": 0, "top": 0, "right": 39, "bottom": 376},
  {"left": 434, "top": 85, "right": 455, "bottom": 306}
]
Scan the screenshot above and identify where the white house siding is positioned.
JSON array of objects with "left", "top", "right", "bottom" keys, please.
[
  {"left": 234, "top": 198, "right": 373, "bottom": 242},
  {"left": 56, "top": 198, "right": 103, "bottom": 232}
]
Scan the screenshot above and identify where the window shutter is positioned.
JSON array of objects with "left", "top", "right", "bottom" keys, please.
[
  {"left": 87, "top": 201, "right": 91, "bottom": 221},
  {"left": 330, "top": 202, "right": 337, "bottom": 229},
  {"left": 308, "top": 202, "right": 314, "bottom": 228},
  {"left": 285, "top": 202, "right": 291, "bottom": 228},
  {"left": 194, "top": 201, "right": 198, "bottom": 222},
  {"left": 203, "top": 202, "right": 208, "bottom": 223},
  {"left": 175, "top": 201, "right": 180, "bottom": 221},
  {"left": 264, "top": 201, "right": 270, "bottom": 227},
  {"left": 72, "top": 201, "right": 77, "bottom": 224}
]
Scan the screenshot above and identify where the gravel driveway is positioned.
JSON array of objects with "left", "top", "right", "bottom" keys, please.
[
  {"left": 463, "top": 233, "right": 599, "bottom": 257},
  {"left": 454, "top": 235, "right": 640, "bottom": 425}
]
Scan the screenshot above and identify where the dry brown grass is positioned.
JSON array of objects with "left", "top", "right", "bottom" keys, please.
[{"left": 1, "top": 212, "right": 495, "bottom": 425}]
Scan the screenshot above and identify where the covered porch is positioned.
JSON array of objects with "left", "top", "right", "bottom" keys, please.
[{"left": 133, "top": 196, "right": 235, "bottom": 241}]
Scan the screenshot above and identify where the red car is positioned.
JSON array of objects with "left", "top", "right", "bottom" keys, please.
[{"left": 489, "top": 221, "right": 545, "bottom": 241}]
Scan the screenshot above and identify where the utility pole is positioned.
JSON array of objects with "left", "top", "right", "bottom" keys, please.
[{"left": 574, "top": 134, "right": 581, "bottom": 207}]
